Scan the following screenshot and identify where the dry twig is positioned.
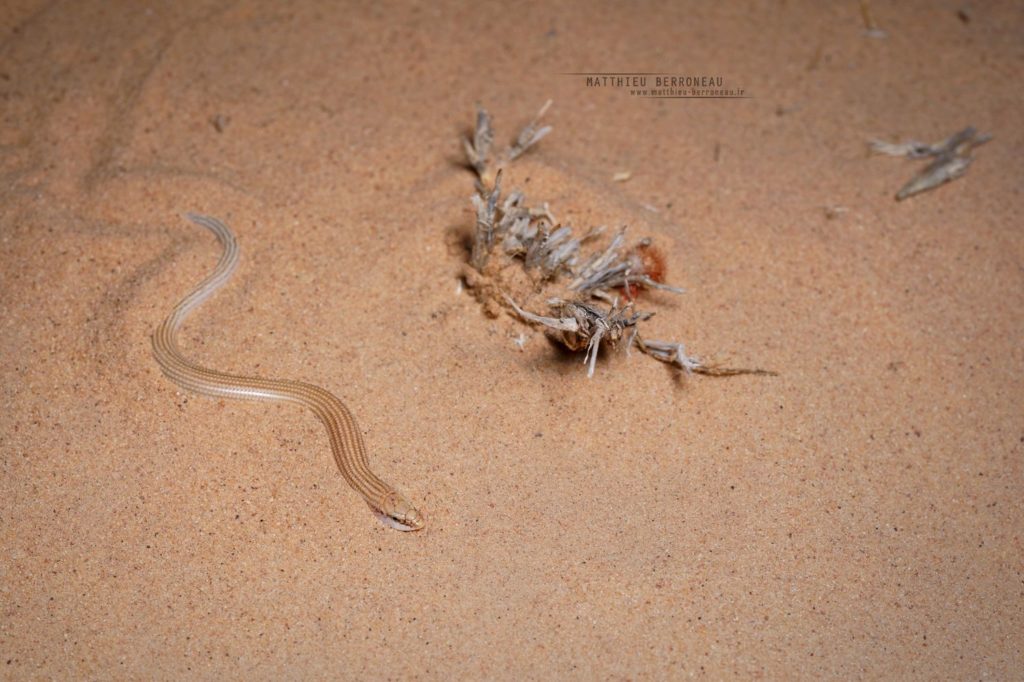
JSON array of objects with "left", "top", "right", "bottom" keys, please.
[{"left": 870, "top": 126, "right": 991, "bottom": 200}]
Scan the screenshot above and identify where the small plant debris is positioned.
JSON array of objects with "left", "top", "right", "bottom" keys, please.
[
  {"left": 870, "top": 126, "right": 991, "bottom": 200},
  {"left": 457, "top": 101, "right": 772, "bottom": 379}
]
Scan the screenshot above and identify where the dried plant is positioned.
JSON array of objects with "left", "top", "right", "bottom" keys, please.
[
  {"left": 469, "top": 169, "right": 501, "bottom": 270},
  {"left": 870, "top": 126, "right": 991, "bottom": 200},
  {"left": 458, "top": 102, "right": 771, "bottom": 379}
]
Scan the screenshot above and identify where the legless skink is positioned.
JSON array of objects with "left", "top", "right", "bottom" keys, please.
[{"left": 152, "top": 213, "right": 424, "bottom": 531}]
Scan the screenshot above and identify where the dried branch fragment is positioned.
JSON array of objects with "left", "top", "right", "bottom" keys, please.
[
  {"left": 462, "top": 105, "right": 494, "bottom": 181},
  {"left": 633, "top": 338, "right": 777, "bottom": 377},
  {"left": 869, "top": 139, "right": 936, "bottom": 159},
  {"left": 470, "top": 170, "right": 502, "bottom": 270},
  {"left": 870, "top": 126, "right": 992, "bottom": 200},
  {"left": 870, "top": 127, "right": 985, "bottom": 159},
  {"left": 632, "top": 339, "right": 702, "bottom": 372},
  {"left": 508, "top": 99, "right": 553, "bottom": 161},
  {"left": 895, "top": 155, "right": 973, "bottom": 201}
]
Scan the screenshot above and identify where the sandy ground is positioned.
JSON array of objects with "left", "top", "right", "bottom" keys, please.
[{"left": 1, "top": 1, "right": 1022, "bottom": 678}]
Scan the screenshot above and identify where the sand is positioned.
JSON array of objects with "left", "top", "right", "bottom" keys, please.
[{"left": 1, "top": 1, "right": 1021, "bottom": 678}]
